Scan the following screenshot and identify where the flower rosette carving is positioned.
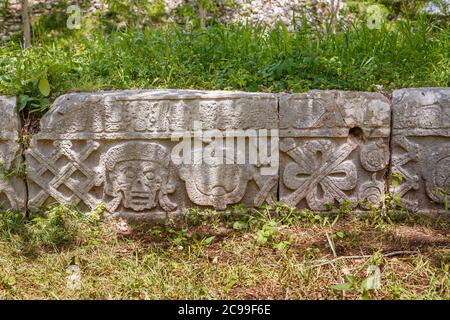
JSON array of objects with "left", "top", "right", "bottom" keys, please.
[
  {"left": 281, "top": 139, "right": 358, "bottom": 211},
  {"left": 360, "top": 139, "right": 389, "bottom": 172}
]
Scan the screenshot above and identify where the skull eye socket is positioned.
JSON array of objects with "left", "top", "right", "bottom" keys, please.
[
  {"left": 124, "top": 168, "right": 136, "bottom": 179},
  {"left": 144, "top": 171, "right": 155, "bottom": 180}
]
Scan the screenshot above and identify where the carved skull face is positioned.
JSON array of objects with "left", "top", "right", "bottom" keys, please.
[
  {"left": 179, "top": 148, "right": 252, "bottom": 210},
  {"left": 101, "top": 142, "right": 177, "bottom": 213},
  {"left": 110, "top": 160, "right": 163, "bottom": 211},
  {"left": 191, "top": 163, "right": 246, "bottom": 197}
]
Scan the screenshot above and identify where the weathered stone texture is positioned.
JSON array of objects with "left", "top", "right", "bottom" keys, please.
[
  {"left": 25, "top": 90, "right": 279, "bottom": 219},
  {"left": 279, "top": 90, "right": 391, "bottom": 211},
  {"left": 390, "top": 88, "right": 450, "bottom": 213},
  {"left": 16, "top": 88, "right": 450, "bottom": 216},
  {"left": 0, "top": 96, "right": 26, "bottom": 211}
]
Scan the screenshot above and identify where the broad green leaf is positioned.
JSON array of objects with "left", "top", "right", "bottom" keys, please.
[
  {"left": 346, "top": 275, "right": 358, "bottom": 285},
  {"left": 361, "top": 289, "right": 370, "bottom": 300},
  {"left": 38, "top": 78, "right": 51, "bottom": 97},
  {"left": 336, "top": 231, "right": 345, "bottom": 238},
  {"left": 203, "top": 236, "right": 215, "bottom": 245},
  {"left": 256, "top": 232, "right": 268, "bottom": 245},
  {"left": 223, "top": 275, "right": 238, "bottom": 294},
  {"left": 233, "top": 221, "right": 247, "bottom": 230},
  {"left": 393, "top": 194, "right": 402, "bottom": 205},
  {"left": 18, "top": 95, "right": 30, "bottom": 111},
  {"left": 274, "top": 240, "right": 290, "bottom": 252}
]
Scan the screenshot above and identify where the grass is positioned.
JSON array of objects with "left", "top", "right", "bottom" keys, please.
[
  {"left": 0, "top": 204, "right": 448, "bottom": 300},
  {"left": 0, "top": 16, "right": 448, "bottom": 115}
]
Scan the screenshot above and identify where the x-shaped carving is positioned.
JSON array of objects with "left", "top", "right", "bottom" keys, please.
[
  {"left": 281, "top": 139, "right": 358, "bottom": 210},
  {"left": 391, "top": 136, "right": 420, "bottom": 210},
  {"left": 27, "top": 140, "right": 99, "bottom": 208}
]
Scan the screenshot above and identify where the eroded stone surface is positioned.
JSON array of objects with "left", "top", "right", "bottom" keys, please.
[
  {"left": 279, "top": 90, "right": 391, "bottom": 211},
  {"left": 390, "top": 88, "right": 450, "bottom": 213},
  {"left": 0, "top": 96, "right": 26, "bottom": 211},
  {"left": 26, "top": 90, "right": 279, "bottom": 219}
]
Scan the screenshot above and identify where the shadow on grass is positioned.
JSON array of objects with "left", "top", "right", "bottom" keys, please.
[
  {"left": 1, "top": 204, "right": 448, "bottom": 262},
  {"left": 0, "top": 206, "right": 98, "bottom": 259}
]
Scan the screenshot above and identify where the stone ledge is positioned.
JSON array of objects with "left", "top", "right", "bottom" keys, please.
[
  {"left": 25, "top": 90, "right": 279, "bottom": 219},
  {"left": 1, "top": 88, "right": 449, "bottom": 217},
  {"left": 390, "top": 88, "right": 450, "bottom": 214},
  {"left": 0, "top": 96, "right": 27, "bottom": 212}
]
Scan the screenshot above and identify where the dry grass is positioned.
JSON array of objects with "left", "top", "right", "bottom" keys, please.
[{"left": 0, "top": 205, "right": 448, "bottom": 300}]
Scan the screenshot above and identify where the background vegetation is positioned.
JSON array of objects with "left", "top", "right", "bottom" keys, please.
[{"left": 0, "top": 0, "right": 448, "bottom": 116}]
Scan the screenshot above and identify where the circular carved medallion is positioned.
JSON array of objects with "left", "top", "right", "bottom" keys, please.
[{"left": 360, "top": 140, "right": 389, "bottom": 172}]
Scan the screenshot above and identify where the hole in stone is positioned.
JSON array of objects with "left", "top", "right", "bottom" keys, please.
[
  {"left": 316, "top": 183, "right": 325, "bottom": 199},
  {"left": 316, "top": 150, "right": 323, "bottom": 161},
  {"left": 295, "top": 173, "right": 310, "bottom": 180},
  {"left": 348, "top": 127, "right": 365, "bottom": 144},
  {"left": 329, "top": 172, "right": 346, "bottom": 179}
]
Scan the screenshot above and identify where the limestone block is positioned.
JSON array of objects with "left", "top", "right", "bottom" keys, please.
[
  {"left": 0, "top": 96, "right": 26, "bottom": 211},
  {"left": 25, "top": 90, "right": 279, "bottom": 219},
  {"left": 279, "top": 90, "right": 391, "bottom": 211},
  {"left": 390, "top": 88, "right": 450, "bottom": 213}
]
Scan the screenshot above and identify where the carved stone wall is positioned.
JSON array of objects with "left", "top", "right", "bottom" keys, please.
[
  {"left": 0, "top": 88, "right": 448, "bottom": 217},
  {"left": 279, "top": 91, "right": 391, "bottom": 211},
  {"left": 25, "top": 90, "right": 279, "bottom": 219},
  {"left": 390, "top": 88, "right": 450, "bottom": 214},
  {"left": 0, "top": 96, "right": 26, "bottom": 211}
]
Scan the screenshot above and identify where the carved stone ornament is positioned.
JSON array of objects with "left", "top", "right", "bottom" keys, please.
[
  {"left": 25, "top": 90, "right": 279, "bottom": 219},
  {"left": 0, "top": 87, "right": 443, "bottom": 217},
  {"left": 390, "top": 88, "right": 450, "bottom": 213},
  {"left": 279, "top": 90, "right": 391, "bottom": 211},
  {"left": 0, "top": 97, "right": 27, "bottom": 212}
]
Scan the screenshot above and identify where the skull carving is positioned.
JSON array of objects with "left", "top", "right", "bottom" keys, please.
[
  {"left": 101, "top": 142, "right": 177, "bottom": 213},
  {"left": 179, "top": 147, "right": 252, "bottom": 210}
]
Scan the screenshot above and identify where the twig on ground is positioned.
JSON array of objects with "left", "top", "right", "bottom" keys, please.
[
  {"left": 311, "top": 250, "right": 420, "bottom": 267},
  {"left": 325, "top": 231, "right": 337, "bottom": 258}
]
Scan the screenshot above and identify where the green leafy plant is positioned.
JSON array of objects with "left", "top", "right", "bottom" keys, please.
[
  {"left": 0, "top": 160, "right": 27, "bottom": 182},
  {"left": 30, "top": 206, "right": 75, "bottom": 247},
  {"left": 192, "top": 235, "right": 216, "bottom": 254},
  {"left": 332, "top": 264, "right": 382, "bottom": 300},
  {"left": 256, "top": 221, "right": 279, "bottom": 245},
  {"left": 435, "top": 187, "right": 449, "bottom": 212},
  {"left": 390, "top": 172, "right": 406, "bottom": 208},
  {"left": 17, "top": 78, "right": 50, "bottom": 114}
]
